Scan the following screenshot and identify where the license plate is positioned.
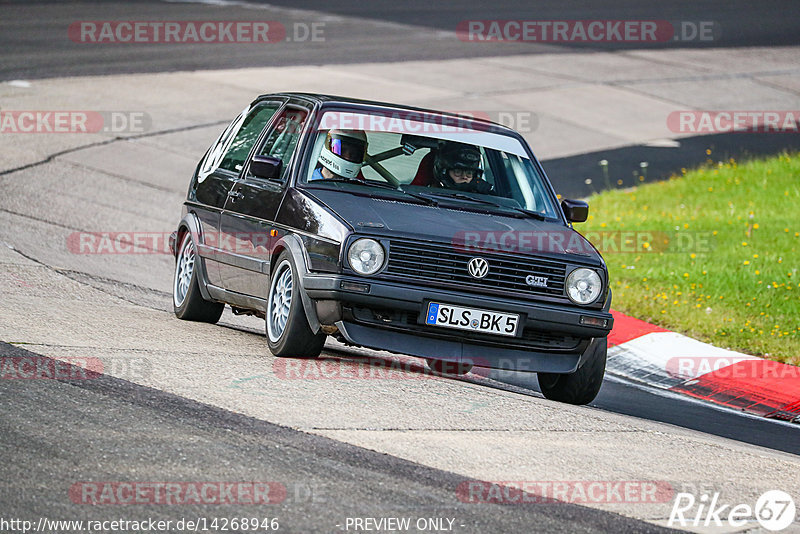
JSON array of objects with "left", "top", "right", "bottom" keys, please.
[{"left": 424, "top": 302, "right": 520, "bottom": 337}]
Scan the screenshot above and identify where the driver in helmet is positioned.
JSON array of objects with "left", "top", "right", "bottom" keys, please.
[
  {"left": 432, "top": 141, "right": 492, "bottom": 194},
  {"left": 312, "top": 129, "right": 368, "bottom": 180}
]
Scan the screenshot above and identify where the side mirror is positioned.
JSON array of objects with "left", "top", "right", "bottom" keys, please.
[
  {"left": 561, "top": 199, "right": 589, "bottom": 223},
  {"left": 250, "top": 155, "right": 283, "bottom": 180}
]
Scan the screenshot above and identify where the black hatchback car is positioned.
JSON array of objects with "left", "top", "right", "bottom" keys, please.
[{"left": 170, "top": 93, "right": 613, "bottom": 404}]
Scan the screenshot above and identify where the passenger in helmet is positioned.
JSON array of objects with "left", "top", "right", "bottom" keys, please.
[
  {"left": 432, "top": 141, "right": 492, "bottom": 194},
  {"left": 312, "top": 129, "right": 368, "bottom": 180}
]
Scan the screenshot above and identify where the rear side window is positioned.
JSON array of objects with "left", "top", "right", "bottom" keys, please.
[{"left": 217, "top": 103, "right": 281, "bottom": 174}]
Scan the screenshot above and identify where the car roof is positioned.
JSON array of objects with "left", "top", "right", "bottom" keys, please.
[{"left": 257, "top": 92, "right": 517, "bottom": 134}]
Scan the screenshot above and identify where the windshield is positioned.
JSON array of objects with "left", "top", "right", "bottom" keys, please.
[{"left": 301, "top": 110, "right": 561, "bottom": 220}]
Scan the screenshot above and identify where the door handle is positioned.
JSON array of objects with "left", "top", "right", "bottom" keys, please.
[{"left": 228, "top": 189, "right": 244, "bottom": 201}]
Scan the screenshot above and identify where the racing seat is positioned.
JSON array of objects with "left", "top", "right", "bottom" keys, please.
[{"left": 410, "top": 151, "right": 436, "bottom": 186}]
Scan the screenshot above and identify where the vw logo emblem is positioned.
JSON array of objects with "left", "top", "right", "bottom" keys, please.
[{"left": 467, "top": 257, "right": 489, "bottom": 279}]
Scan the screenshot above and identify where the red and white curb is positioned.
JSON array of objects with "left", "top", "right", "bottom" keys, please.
[{"left": 606, "top": 311, "right": 800, "bottom": 423}]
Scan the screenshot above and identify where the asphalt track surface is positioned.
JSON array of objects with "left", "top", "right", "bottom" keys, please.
[
  {"left": 0, "top": 342, "right": 673, "bottom": 534},
  {"left": 506, "top": 372, "right": 800, "bottom": 456},
  {"left": 4, "top": 0, "right": 800, "bottom": 193},
  {"left": 2, "top": 0, "right": 799, "bottom": 81},
  {"left": 2, "top": 1, "right": 800, "bottom": 532}
]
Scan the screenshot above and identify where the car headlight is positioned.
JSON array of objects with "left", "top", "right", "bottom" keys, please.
[
  {"left": 347, "top": 238, "right": 385, "bottom": 275},
  {"left": 566, "top": 268, "right": 602, "bottom": 305}
]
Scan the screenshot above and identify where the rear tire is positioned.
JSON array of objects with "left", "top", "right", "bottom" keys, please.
[
  {"left": 266, "top": 251, "right": 326, "bottom": 359},
  {"left": 173, "top": 232, "right": 224, "bottom": 323},
  {"left": 425, "top": 358, "right": 473, "bottom": 376},
  {"left": 538, "top": 338, "right": 607, "bottom": 405}
]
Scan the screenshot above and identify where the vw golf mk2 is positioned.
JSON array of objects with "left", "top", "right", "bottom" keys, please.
[{"left": 170, "top": 93, "right": 613, "bottom": 404}]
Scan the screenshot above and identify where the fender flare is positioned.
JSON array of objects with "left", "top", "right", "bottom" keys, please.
[
  {"left": 574, "top": 290, "right": 613, "bottom": 370},
  {"left": 175, "top": 213, "right": 215, "bottom": 302},
  {"left": 271, "top": 233, "right": 322, "bottom": 334},
  {"left": 603, "top": 288, "right": 613, "bottom": 312}
]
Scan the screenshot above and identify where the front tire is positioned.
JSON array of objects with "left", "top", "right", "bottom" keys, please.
[
  {"left": 173, "top": 232, "right": 224, "bottom": 323},
  {"left": 266, "top": 251, "right": 326, "bottom": 358},
  {"left": 538, "top": 338, "right": 607, "bottom": 405}
]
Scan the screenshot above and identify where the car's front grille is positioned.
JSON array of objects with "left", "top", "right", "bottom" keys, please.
[{"left": 384, "top": 239, "right": 566, "bottom": 297}]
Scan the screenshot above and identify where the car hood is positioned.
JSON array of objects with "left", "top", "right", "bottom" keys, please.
[{"left": 303, "top": 188, "right": 603, "bottom": 265}]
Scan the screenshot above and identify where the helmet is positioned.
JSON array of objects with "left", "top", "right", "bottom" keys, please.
[
  {"left": 318, "top": 129, "right": 368, "bottom": 179},
  {"left": 433, "top": 141, "right": 484, "bottom": 191}
]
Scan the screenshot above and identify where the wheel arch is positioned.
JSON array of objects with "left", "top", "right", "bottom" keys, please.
[
  {"left": 175, "top": 212, "right": 215, "bottom": 302},
  {"left": 270, "top": 233, "right": 322, "bottom": 334}
]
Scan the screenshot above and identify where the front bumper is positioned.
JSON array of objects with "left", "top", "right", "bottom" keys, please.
[{"left": 303, "top": 273, "right": 613, "bottom": 373}]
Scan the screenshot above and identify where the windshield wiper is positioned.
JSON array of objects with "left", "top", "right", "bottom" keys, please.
[
  {"left": 397, "top": 189, "right": 439, "bottom": 206},
  {"left": 309, "top": 179, "right": 441, "bottom": 206},
  {"left": 316, "top": 177, "right": 400, "bottom": 191},
  {"left": 422, "top": 191, "right": 499, "bottom": 206},
  {"left": 420, "top": 191, "right": 552, "bottom": 220},
  {"left": 507, "top": 207, "right": 548, "bottom": 220}
]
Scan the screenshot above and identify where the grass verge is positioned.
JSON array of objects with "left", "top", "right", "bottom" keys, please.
[{"left": 579, "top": 151, "right": 799, "bottom": 365}]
